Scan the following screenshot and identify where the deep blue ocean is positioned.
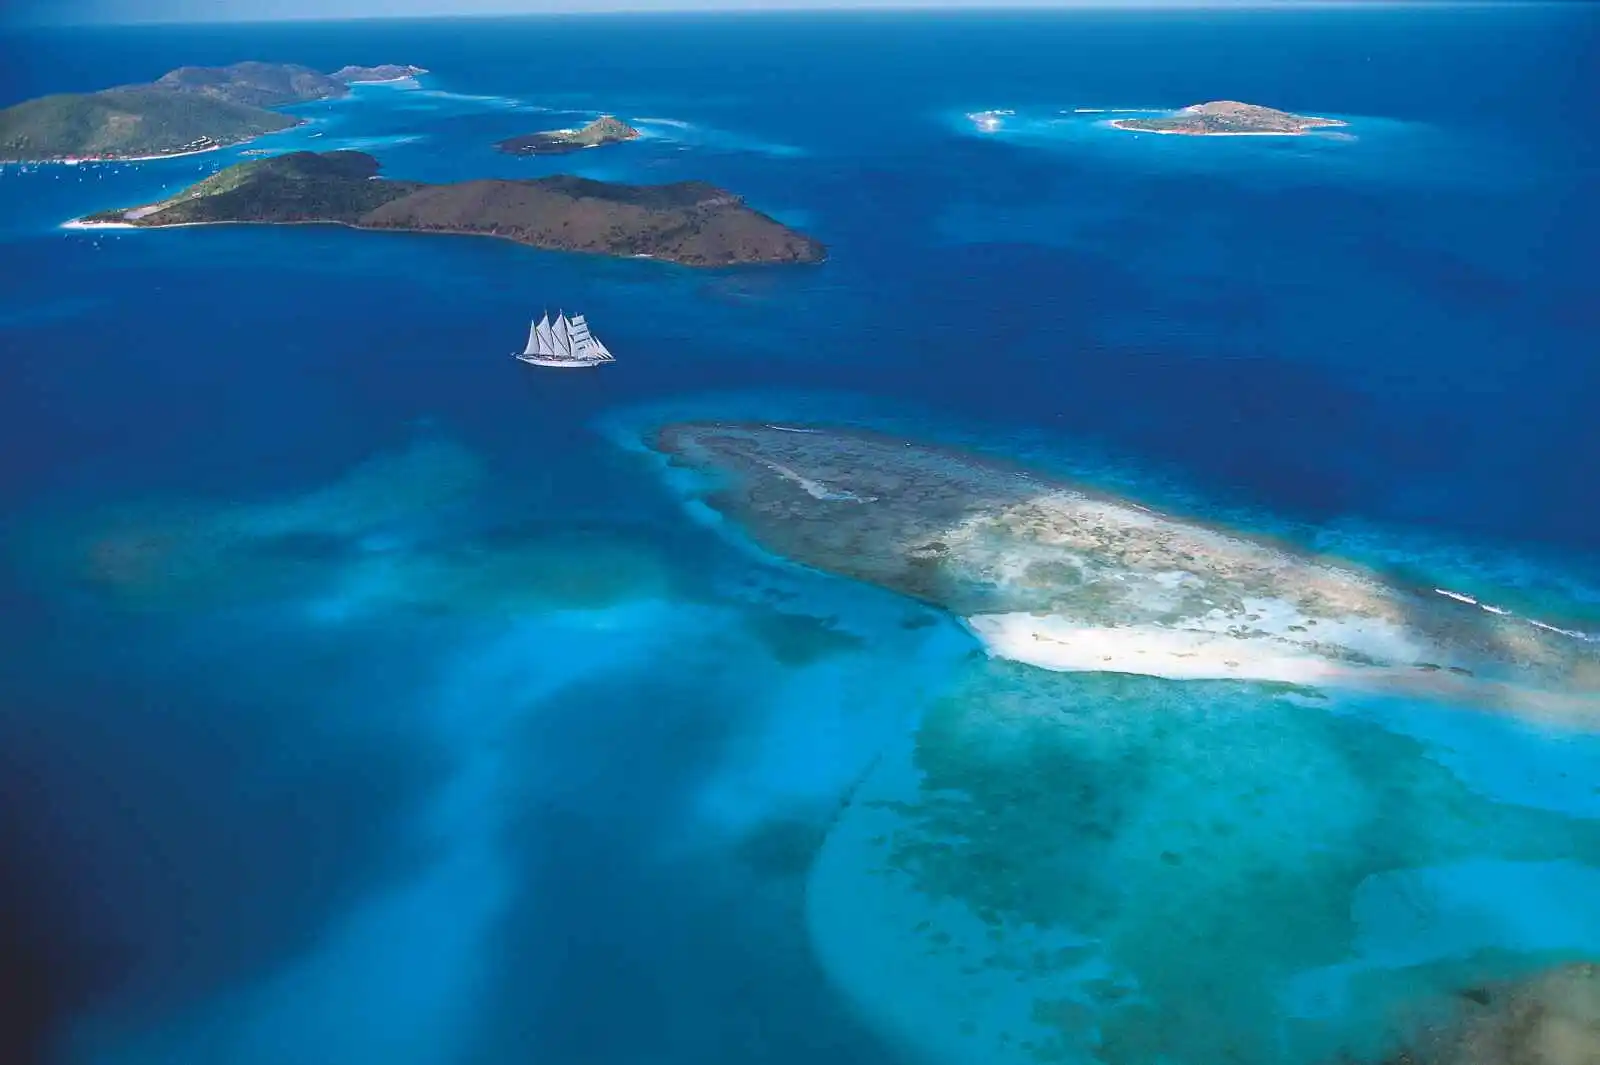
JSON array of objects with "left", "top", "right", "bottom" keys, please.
[{"left": 2, "top": 7, "right": 1598, "bottom": 1065}]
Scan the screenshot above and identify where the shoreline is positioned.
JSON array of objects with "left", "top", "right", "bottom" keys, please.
[
  {"left": 963, "top": 612, "right": 1600, "bottom": 727},
  {"left": 1109, "top": 117, "right": 1347, "bottom": 137},
  {"left": 3, "top": 120, "right": 306, "bottom": 167},
  {"left": 5, "top": 143, "right": 226, "bottom": 167},
  {"left": 57, "top": 214, "right": 820, "bottom": 268}
]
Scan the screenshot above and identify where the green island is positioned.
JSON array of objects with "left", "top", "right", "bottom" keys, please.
[
  {"left": 495, "top": 115, "right": 641, "bottom": 156},
  {"left": 0, "top": 60, "right": 423, "bottom": 163},
  {"left": 78, "top": 150, "right": 826, "bottom": 267},
  {"left": 1111, "top": 100, "right": 1347, "bottom": 136}
]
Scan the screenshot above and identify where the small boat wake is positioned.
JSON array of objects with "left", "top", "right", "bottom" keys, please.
[{"left": 1433, "top": 587, "right": 1596, "bottom": 642}]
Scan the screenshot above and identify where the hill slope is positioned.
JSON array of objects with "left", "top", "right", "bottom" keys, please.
[
  {"left": 0, "top": 61, "right": 420, "bottom": 162},
  {"left": 84, "top": 150, "right": 826, "bottom": 267},
  {"left": 1112, "top": 101, "right": 1346, "bottom": 135},
  {"left": 495, "top": 115, "right": 641, "bottom": 156}
]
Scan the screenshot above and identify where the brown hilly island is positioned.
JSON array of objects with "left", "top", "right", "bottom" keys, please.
[{"left": 82, "top": 150, "right": 825, "bottom": 267}]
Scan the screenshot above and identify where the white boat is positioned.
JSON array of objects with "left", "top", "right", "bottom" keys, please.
[{"left": 514, "top": 311, "right": 616, "bottom": 368}]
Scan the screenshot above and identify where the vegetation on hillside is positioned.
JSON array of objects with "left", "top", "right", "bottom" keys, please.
[
  {"left": 0, "top": 60, "right": 419, "bottom": 162},
  {"left": 0, "top": 88, "right": 298, "bottom": 161},
  {"left": 85, "top": 150, "right": 824, "bottom": 266},
  {"left": 83, "top": 151, "right": 416, "bottom": 224},
  {"left": 494, "top": 115, "right": 642, "bottom": 156}
]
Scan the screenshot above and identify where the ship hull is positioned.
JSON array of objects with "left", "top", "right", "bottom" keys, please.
[{"left": 514, "top": 354, "right": 606, "bottom": 368}]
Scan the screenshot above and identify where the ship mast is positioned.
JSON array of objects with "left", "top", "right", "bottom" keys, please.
[{"left": 552, "top": 312, "right": 574, "bottom": 359}]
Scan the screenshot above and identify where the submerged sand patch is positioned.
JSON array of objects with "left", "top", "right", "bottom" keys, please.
[
  {"left": 806, "top": 657, "right": 1600, "bottom": 1065},
  {"left": 13, "top": 436, "right": 680, "bottom": 619}
]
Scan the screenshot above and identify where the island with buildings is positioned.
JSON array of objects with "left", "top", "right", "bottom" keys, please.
[
  {"left": 75, "top": 149, "right": 826, "bottom": 267},
  {"left": 1112, "top": 100, "right": 1347, "bottom": 135},
  {"left": 494, "top": 115, "right": 641, "bottom": 156},
  {"left": 0, "top": 60, "right": 423, "bottom": 163}
]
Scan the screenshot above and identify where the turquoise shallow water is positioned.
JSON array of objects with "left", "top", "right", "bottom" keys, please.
[{"left": 1, "top": 8, "right": 1597, "bottom": 1065}]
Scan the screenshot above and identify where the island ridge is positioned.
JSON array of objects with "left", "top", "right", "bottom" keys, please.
[
  {"left": 78, "top": 150, "right": 826, "bottom": 267},
  {"left": 0, "top": 61, "right": 424, "bottom": 163},
  {"left": 1112, "top": 100, "right": 1347, "bottom": 135}
]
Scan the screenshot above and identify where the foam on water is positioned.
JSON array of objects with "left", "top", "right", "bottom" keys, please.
[
  {"left": 404, "top": 88, "right": 536, "bottom": 110},
  {"left": 321, "top": 134, "right": 427, "bottom": 151},
  {"left": 628, "top": 115, "right": 807, "bottom": 157}
]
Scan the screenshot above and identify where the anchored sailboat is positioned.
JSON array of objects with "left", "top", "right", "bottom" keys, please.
[{"left": 514, "top": 311, "right": 616, "bottom": 368}]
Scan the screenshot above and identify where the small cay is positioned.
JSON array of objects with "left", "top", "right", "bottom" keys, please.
[
  {"left": 1112, "top": 100, "right": 1347, "bottom": 135},
  {"left": 78, "top": 150, "right": 826, "bottom": 267},
  {"left": 495, "top": 115, "right": 641, "bottom": 156}
]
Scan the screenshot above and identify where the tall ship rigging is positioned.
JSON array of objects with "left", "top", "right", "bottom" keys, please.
[{"left": 514, "top": 311, "right": 616, "bottom": 368}]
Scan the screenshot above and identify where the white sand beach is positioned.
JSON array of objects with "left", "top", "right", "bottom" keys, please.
[
  {"left": 964, "top": 613, "right": 1345, "bottom": 684},
  {"left": 963, "top": 611, "right": 1600, "bottom": 726}
]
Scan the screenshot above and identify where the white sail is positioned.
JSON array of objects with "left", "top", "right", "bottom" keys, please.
[
  {"left": 516, "top": 308, "right": 615, "bottom": 367},
  {"left": 567, "top": 313, "right": 593, "bottom": 348},
  {"left": 552, "top": 314, "right": 574, "bottom": 359},
  {"left": 523, "top": 314, "right": 548, "bottom": 356},
  {"left": 567, "top": 314, "right": 604, "bottom": 361}
]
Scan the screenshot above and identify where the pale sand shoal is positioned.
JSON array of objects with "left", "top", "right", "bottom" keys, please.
[
  {"left": 964, "top": 612, "right": 1600, "bottom": 727},
  {"left": 965, "top": 613, "right": 1341, "bottom": 685}
]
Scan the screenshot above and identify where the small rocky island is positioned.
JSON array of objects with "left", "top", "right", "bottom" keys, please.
[
  {"left": 0, "top": 60, "right": 422, "bottom": 163},
  {"left": 80, "top": 150, "right": 825, "bottom": 267},
  {"left": 1112, "top": 100, "right": 1346, "bottom": 135},
  {"left": 327, "top": 64, "right": 428, "bottom": 84},
  {"left": 495, "top": 115, "right": 641, "bottom": 156}
]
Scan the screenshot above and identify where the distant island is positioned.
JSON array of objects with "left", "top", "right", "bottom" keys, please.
[
  {"left": 1111, "top": 101, "right": 1346, "bottom": 136},
  {"left": 0, "top": 61, "right": 425, "bottom": 163},
  {"left": 495, "top": 115, "right": 641, "bottom": 156},
  {"left": 327, "top": 64, "right": 428, "bottom": 84},
  {"left": 76, "top": 150, "right": 826, "bottom": 267}
]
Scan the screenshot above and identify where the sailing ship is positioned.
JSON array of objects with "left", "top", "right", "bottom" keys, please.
[{"left": 514, "top": 311, "right": 616, "bottom": 368}]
